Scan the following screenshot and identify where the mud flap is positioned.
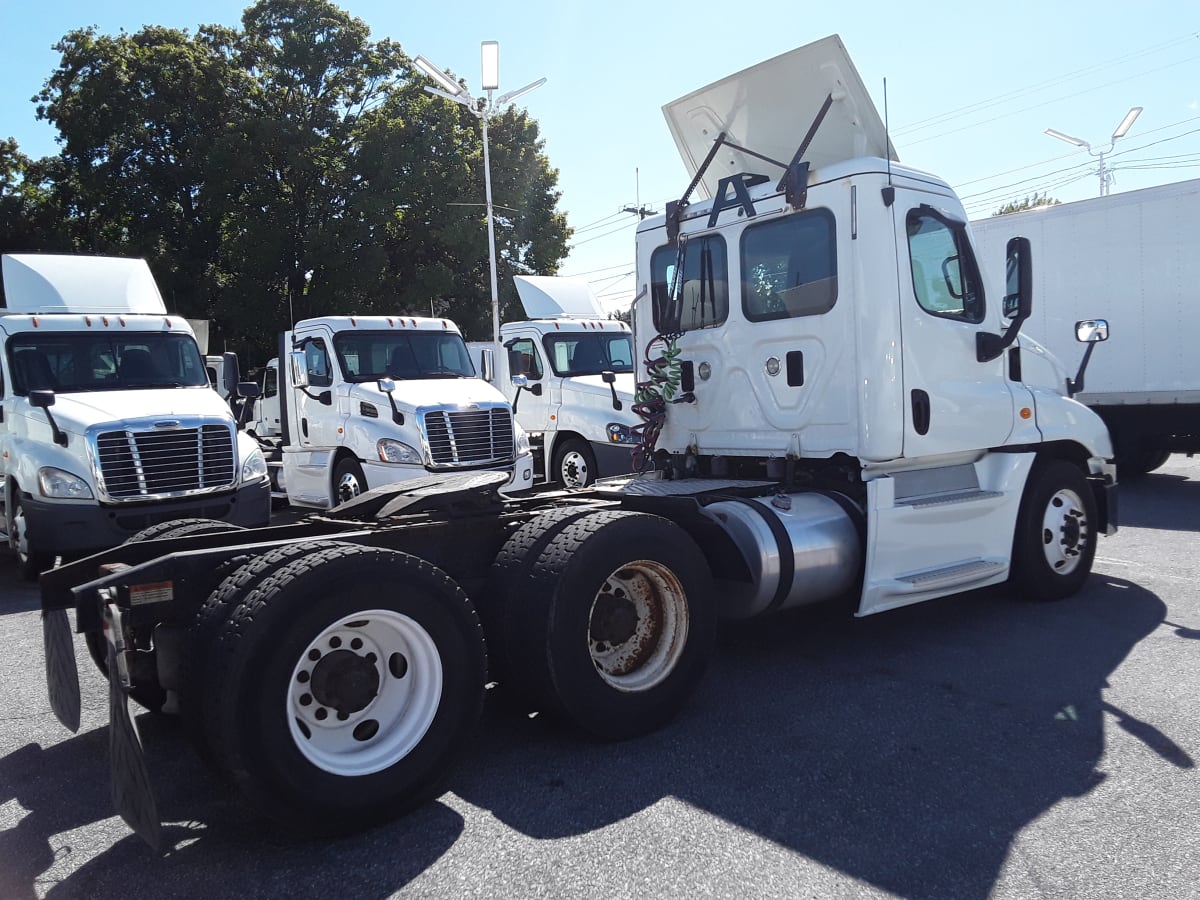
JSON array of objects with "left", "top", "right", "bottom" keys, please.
[
  {"left": 106, "top": 632, "right": 162, "bottom": 851},
  {"left": 42, "top": 608, "right": 81, "bottom": 733}
]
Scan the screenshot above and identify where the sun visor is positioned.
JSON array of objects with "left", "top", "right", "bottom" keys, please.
[
  {"left": 662, "top": 34, "right": 897, "bottom": 199},
  {"left": 513, "top": 275, "right": 605, "bottom": 319},
  {"left": 1, "top": 254, "right": 167, "bottom": 314}
]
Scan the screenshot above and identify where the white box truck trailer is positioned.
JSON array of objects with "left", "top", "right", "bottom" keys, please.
[
  {"left": 468, "top": 275, "right": 642, "bottom": 487},
  {"left": 39, "top": 36, "right": 1117, "bottom": 849},
  {"left": 969, "top": 179, "right": 1200, "bottom": 476},
  {"left": 0, "top": 254, "right": 270, "bottom": 579}
]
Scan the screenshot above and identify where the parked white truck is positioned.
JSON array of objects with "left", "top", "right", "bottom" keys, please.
[
  {"left": 468, "top": 275, "right": 641, "bottom": 486},
  {"left": 244, "top": 314, "right": 533, "bottom": 508},
  {"left": 40, "top": 35, "right": 1117, "bottom": 850},
  {"left": 0, "top": 254, "right": 271, "bottom": 579},
  {"left": 970, "top": 178, "right": 1200, "bottom": 477}
]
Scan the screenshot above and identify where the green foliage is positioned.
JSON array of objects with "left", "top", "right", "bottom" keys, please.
[
  {"left": 10, "top": 0, "right": 571, "bottom": 361},
  {"left": 992, "top": 193, "right": 1061, "bottom": 216}
]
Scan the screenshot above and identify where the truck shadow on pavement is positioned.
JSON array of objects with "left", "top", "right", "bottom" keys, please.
[
  {"left": 451, "top": 575, "right": 1171, "bottom": 900},
  {"left": 0, "top": 686, "right": 465, "bottom": 900},
  {"left": 0, "top": 576, "right": 1171, "bottom": 900},
  {"left": 1118, "top": 471, "right": 1200, "bottom": 532}
]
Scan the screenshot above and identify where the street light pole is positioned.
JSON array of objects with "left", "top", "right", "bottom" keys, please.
[
  {"left": 1045, "top": 106, "right": 1142, "bottom": 197},
  {"left": 413, "top": 44, "right": 546, "bottom": 344}
]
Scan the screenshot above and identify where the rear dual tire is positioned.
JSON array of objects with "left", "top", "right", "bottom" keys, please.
[
  {"left": 488, "top": 509, "right": 715, "bottom": 740},
  {"left": 202, "top": 543, "right": 486, "bottom": 833}
]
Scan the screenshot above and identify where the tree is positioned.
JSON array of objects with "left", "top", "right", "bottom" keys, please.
[
  {"left": 993, "top": 193, "right": 1060, "bottom": 216},
  {"left": 26, "top": 0, "right": 571, "bottom": 361}
]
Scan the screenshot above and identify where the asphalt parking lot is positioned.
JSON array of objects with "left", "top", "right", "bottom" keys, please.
[{"left": 1, "top": 458, "right": 1197, "bottom": 900}]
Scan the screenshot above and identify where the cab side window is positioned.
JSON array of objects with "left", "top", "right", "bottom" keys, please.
[
  {"left": 907, "top": 209, "right": 985, "bottom": 323},
  {"left": 304, "top": 339, "right": 333, "bottom": 387},
  {"left": 507, "top": 338, "right": 542, "bottom": 380}
]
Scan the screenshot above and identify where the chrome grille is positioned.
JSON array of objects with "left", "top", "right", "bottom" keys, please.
[
  {"left": 423, "top": 407, "right": 515, "bottom": 467},
  {"left": 96, "top": 424, "right": 236, "bottom": 499}
]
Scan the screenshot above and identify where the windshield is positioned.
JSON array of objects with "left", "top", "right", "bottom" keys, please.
[
  {"left": 333, "top": 330, "right": 475, "bottom": 381},
  {"left": 542, "top": 332, "right": 634, "bottom": 377},
  {"left": 7, "top": 331, "right": 208, "bottom": 393}
]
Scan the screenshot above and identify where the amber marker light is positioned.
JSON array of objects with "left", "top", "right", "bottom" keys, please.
[{"left": 1020, "top": 408, "right": 1033, "bottom": 419}]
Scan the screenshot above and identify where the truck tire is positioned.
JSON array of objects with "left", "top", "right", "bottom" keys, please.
[
  {"left": 482, "top": 507, "right": 596, "bottom": 683},
  {"left": 333, "top": 457, "right": 368, "bottom": 506},
  {"left": 183, "top": 539, "right": 352, "bottom": 765},
  {"left": 11, "top": 492, "right": 56, "bottom": 581},
  {"left": 1118, "top": 447, "right": 1171, "bottom": 480},
  {"left": 1009, "top": 459, "right": 1097, "bottom": 602},
  {"left": 83, "top": 518, "right": 246, "bottom": 713},
  {"left": 551, "top": 438, "right": 597, "bottom": 488},
  {"left": 204, "top": 544, "right": 487, "bottom": 834},
  {"left": 499, "top": 509, "right": 716, "bottom": 740}
]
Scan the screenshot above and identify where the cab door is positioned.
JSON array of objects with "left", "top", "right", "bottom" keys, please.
[
  {"left": 292, "top": 334, "right": 344, "bottom": 449},
  {"left": 504, "top": 332, "right": 554, "bottom": 434},
  {"left": 895, "top": 195, "right": 1017, "bottom": 457}
]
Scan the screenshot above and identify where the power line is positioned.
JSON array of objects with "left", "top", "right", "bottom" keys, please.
[{"left": 895, "top": 32, "right": 1200, "bottom": 137}]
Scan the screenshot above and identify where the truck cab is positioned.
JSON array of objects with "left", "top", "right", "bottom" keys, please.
[
  {"left": 0, "top": 254, "right": 270, "bottom": 578},
  {"left": 632, "top": 35, "right": 1115, "bottom": 615},
  {"left": 470, "top": 276, "right": 642, "bottom": 486},
  {"left": 264, "top": 315, "right": 533, "bottom": 509}
]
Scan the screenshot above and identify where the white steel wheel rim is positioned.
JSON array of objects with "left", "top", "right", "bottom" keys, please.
[
  {"left": 14, "top": 502, "right": 32, "bottom": 563},
  {"left": 560, "top": 450, "right": 590, "bottom": 487},
  {"left": 587, "top": 560, "right": 688, "bottom": 692},
  {"left": 287, "top": 609, "right": 443, "bottom": 776},
  {"left": 1040, "top": 487, "right": 1089, "bottom": 576},
  {"left": 336, "top": 471, "right": 363, "bottom": 502}
]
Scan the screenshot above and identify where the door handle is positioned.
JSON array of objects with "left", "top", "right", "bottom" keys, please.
[{"left": 911, "top": 389, "right": 931, "bottom": 435}]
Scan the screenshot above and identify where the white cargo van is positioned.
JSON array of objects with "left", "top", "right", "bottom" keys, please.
[{"left": 0, "top": 254, "right": 270, "bottom": 577}]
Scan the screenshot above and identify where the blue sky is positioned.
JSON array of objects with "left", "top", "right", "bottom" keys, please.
[{"left": 3, "top": 1, "right": 1198, "bottom": 311}]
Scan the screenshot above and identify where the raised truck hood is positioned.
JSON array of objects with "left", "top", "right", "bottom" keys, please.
[{"left": 661, "top": 33, "right": 897, "bottom": 200}]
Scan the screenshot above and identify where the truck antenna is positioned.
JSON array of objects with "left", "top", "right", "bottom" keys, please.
[{"left": 882, "top": 77, "right": 895, "bottom": 207}]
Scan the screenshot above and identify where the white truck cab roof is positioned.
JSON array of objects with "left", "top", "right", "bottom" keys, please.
[
  {"left": 1, "top": 253, "right": 167, "bottom": 315},
  {"left": 661, "top": 33, "right": 897, "bottom": 199}
]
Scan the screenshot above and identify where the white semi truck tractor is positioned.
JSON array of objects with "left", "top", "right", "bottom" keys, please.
[
  {"left": 0, "top": 254, "right": 270, "bottom": 580},
  {"left": 39, "top": 35, "right": 1116, "bottom": 850}
]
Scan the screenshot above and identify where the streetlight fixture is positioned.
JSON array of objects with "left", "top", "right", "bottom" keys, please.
[
  {"left": 1045, "top": 106, "right": 1142, "bottom": 197},
  {"left": 414, "top": 44, "right": 546, "bottom": 344}
]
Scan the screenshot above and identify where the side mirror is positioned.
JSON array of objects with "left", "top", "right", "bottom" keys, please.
[
  {"left": 237, "top": 381, "right": 261, "bottom": 400},
  {"left": 1005, "top": 236, "right": 1033, "bottom": 321},
  {"left": 601, "top": 370, "right": 621, "bottom": 410},
  {"left": 511, "top": 374, "right": 529, "bottom": 389},
  {"left": 1068, "top": 319, "right": 1110, "bottom": 396},
  {"left": 480, "top": 348, "right": 495, "bottom": 383},
  {"left": 289, "top": 350, "right": 309, "bottom": 389},
  {"left": 977, "top": 236, "right": 1033, "bottom": 362},
  {"left": 1076, "top": 319, "right": 1109, "bottom": 343},
  {"left": 221, "top": 351, "right": 241, "bottom": 396},
  {"left": 29, "top": 389, "right": 55, "bottom": 410},
  {"left": 601, "top": 371, "right": 616, "bottom": 385},
  {"left": 29, "top": 389, "right": 68, "bottom": 446}
]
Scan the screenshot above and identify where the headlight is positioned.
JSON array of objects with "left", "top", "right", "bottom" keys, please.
[
  {"left": 378, "top": 439, "right": 423, "bottom": 464},
  {"left": 241, "top": 448, "right": 269, "bottom": 482},
  {"left": 38, "top": 467, "right": 94, "bottom": 499},
  {"left": 515, "top": 423, "right": 531, "bottom": 457},
  {"left": 606, "top": 423, "right": 638, "bottom": 445}
]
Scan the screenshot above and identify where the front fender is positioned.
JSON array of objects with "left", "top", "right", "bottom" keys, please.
[{"left": 1031, "top": 388, "right": 1114, "bottom": 459}]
